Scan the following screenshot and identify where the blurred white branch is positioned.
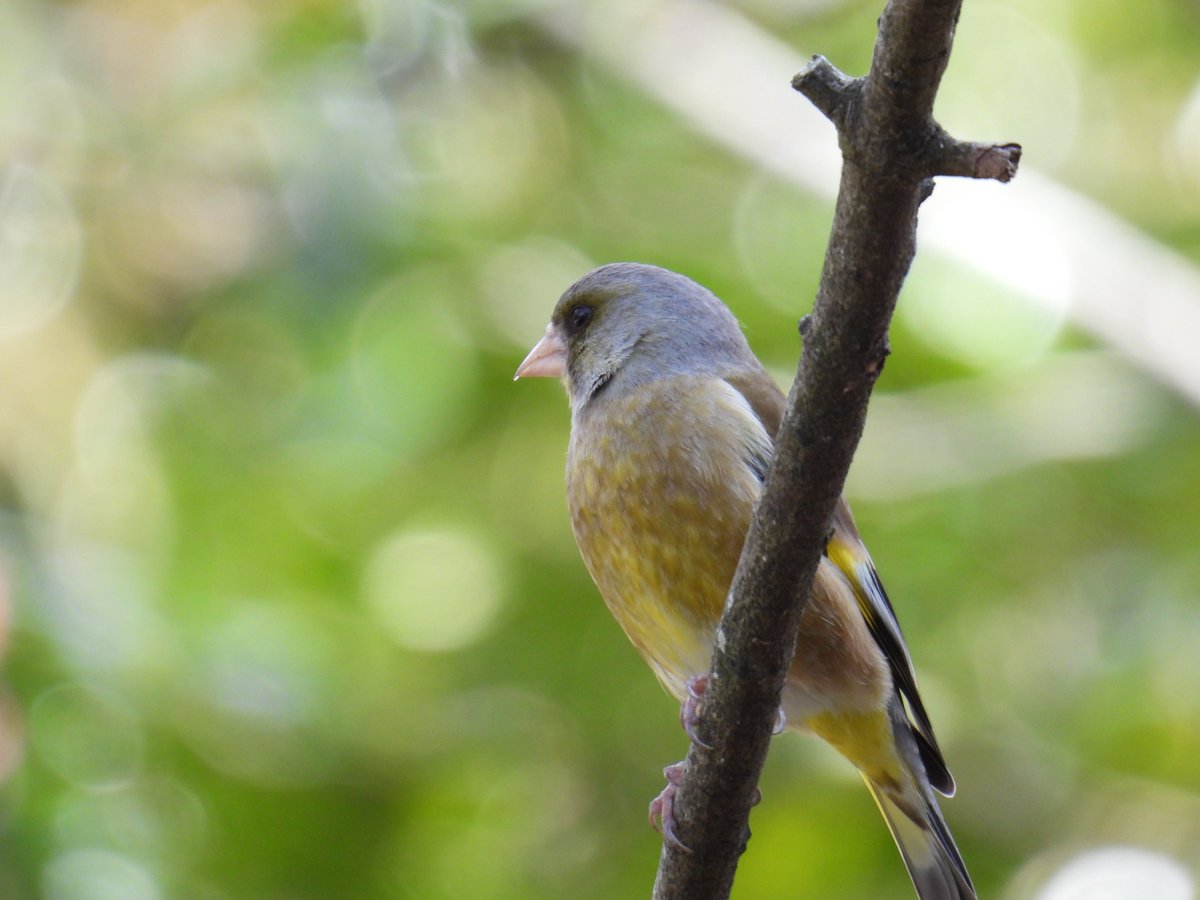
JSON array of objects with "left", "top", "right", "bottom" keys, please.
[
  {"left": 541, "top": 0, "right": 1200, "bottom": 408},
  {"left": 849, "top": 351, "right": 1167, "bottom": 500}
]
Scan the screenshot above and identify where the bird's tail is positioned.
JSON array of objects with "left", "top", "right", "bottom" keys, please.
[{"left": 863, "top": 775, "right": 976, "bottom": 900}]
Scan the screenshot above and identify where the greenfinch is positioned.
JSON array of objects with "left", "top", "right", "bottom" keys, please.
[{"left": 516, "top": 263, "right": 974, "bottom": 900}]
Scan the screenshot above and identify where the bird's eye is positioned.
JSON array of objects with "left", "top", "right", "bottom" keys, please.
[{"left": 568, "top": 304, "right": 593, "bottom": 333}]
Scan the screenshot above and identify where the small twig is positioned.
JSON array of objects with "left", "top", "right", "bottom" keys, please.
[
  {"left": 795, "top": 55, "right": 1022, "bottom": 184},
  {"left": 930, "top": 134, "right": 1023, "bottom": 181},
  {"left": 790, "top": 55, "right": 859, "bottom": 130}
]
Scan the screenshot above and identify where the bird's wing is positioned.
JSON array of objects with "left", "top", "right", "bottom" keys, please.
[
  {"left": 725, "top": 369, "right": 954, "bottom": 796},
  {"left": 724, "top": 369, "right": 784, "bottom": 437},
  {"left": 825, "top": 506, "right": 954, "bottom": 796},
  {"left": 721, "top": 369, "right": 783, "bottom": 486}
]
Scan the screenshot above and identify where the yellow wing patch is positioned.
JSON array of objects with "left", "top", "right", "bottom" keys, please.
[{"left": 824, "top": 536, "right": 876, "bottom": 626}]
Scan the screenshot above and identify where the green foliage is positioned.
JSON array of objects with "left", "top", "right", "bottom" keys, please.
[{"left": 2, "top": 1, "right": 1200, "bottom": 897}]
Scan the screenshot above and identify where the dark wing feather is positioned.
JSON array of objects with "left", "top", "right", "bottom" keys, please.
[{"left": 831, "top": 500, "right": 955, "bottom": 796}]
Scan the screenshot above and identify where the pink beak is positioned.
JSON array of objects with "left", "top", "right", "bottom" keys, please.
[{"left": 514, "top": 323, "right": 567, "bottom": 380}]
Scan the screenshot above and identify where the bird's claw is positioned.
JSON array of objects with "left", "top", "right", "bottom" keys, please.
[
  {"left": 654, "top": 673, "right": 771, "bottom": 850},
  {"left": 648, "top": 761, "right": 692, "bottom": 852},
  {"left": 680, "top": 674, "right": 784, "bottom": 742},
  {"left": 649, "top": 762, "right": 759, "bottom": 853}
]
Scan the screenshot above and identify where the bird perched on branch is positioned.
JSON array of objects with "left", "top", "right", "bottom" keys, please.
[{"left": 516, "top": 262, "right": 974, "bottom": 900}]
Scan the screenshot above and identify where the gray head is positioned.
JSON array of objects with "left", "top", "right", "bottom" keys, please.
[{"left": 515, "top": 262, "right": 758, "bottom": 410}]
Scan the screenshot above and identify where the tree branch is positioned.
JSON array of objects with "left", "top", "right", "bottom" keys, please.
[{"left": 652, "top": 1, "right": 1020, "bottom": 897}]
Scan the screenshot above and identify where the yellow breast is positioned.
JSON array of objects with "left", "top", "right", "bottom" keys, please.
[{"left": 566, "top": 376, "right": 767, "bottom": 699}]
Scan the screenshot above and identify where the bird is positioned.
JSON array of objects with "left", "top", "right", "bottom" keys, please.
[{"left": 515, "top": 262, "right": 975, "bottom": 899}]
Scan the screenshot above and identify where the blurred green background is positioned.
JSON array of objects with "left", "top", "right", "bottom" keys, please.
[{"left": 3, "top": 0, "right": 1200, "bottom": 897}]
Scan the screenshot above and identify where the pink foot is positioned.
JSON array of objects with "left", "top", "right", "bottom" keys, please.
[
  {"left": 679, "top": 674, "right": 785, "bottom": 740},
  {"left": 648, "top": 762, "right": 758, "bottom": 852},
  {"left": 652, "top": 673, "right": 776, "bottom": 849},
  {"left": 648, "top": 761, "right": 691, "bottom": 852}
]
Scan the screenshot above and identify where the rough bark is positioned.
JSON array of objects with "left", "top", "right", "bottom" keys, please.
[{"left": 651, "top": 2, "right": 1020, "bottom": 897}]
